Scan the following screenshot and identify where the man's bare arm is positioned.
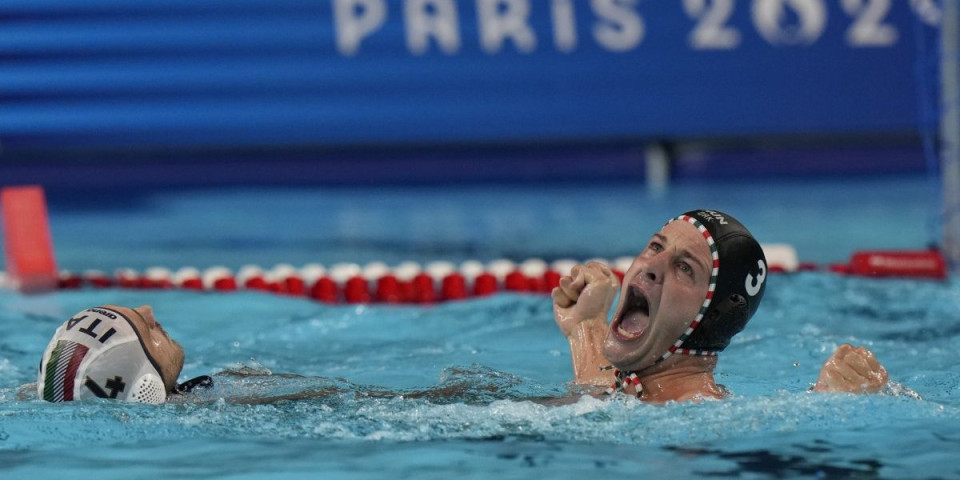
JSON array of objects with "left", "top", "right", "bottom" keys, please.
[{"left": 552, "top": 262, "right": 619, "bottom": 386}]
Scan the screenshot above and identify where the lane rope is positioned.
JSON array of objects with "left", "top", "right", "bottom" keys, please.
[
  {"left": 3, "top": 245, "right": 946, "bottom": 302},
  {"left": 44, "top": 246, "right": 801, "bottom": 304}
]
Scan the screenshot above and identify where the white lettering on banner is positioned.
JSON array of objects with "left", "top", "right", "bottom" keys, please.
[
  {"left": 841, "top": 0, "right": 898, "bottom": 47},
  {"left": 592, "top": 0, "right": 645, "bottom": 52},
  {"left": 477, "top": 0, "right": 537, "bottom": 54},
  {"left": 910, "top": 0, "right": 942, "bottom": 26},
  {"left": 684, "top": 0, "right": 741, "bottom": 50},
  {"left": 329, "top": 0, "right": 911, "bottom": 56},
  {"left": 752, "top": 0, "right": 827, "bottom": 46},
  {"left": 551, "top": 0, "right": 578, "bottom": 53},
  {"left": 406, "top": 0, "right": 461, "bottom": 55},
  {"left": 334, "top": 0, "right": 388, "bottom": 56}
]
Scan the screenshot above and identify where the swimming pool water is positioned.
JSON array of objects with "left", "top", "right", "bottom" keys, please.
[
  {"left": 2, "top": 175, "right": 958, "bottom": 479},
  {"left": 36, "top": 175, "right": 935, "bottom": 271}
]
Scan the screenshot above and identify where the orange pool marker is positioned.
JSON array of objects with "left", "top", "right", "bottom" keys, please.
[{"left": 1, "top": 186, "right": 58, "bottom": 293}]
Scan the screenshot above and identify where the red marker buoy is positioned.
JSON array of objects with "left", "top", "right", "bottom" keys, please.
[
  {"left": 245, "top": 276, "right": 269, "bottom": 290},
  {"left": 543, "top": 270, "right": 561, "bottom": 291},
  {"left": 269, "top": 280, "right": 288, "bottom": 294},
  {"left": 300, "top": 264, "right": 328, "bottom": 296},
  {"left": 397, "top": 280, "right": 415, "bottom": 302},
  {"left": 310, "top": 277, "right": 338, "bottom": 303},
  {"left": 284, "top": 276, "right": 306, "bottom": 296},
  {"left": 344, "top": 276, "right": 371, "bottom": 303},
  {"left": 58, "top": 271, "right": 83, "bottom": 289},
  {"left": 505, "top": 271, "right": 529, "bottom": 292},
  {"left": 116, "top": 269, "right": 141, "bottom": 289},
  {"left": 145, "top": 267, "right": 173, "bottom": 289},
  {"left": 411, "top": 273, "right": 435, "bottom": 303},
  {"left": 377, "top": 275, "right": 402, "bottom": 303},
  {"left": 847, "top": 250, "right": 947, "bottom": 280},
  {"left": 213, "top": 277, "right": 237, "bottom": 291},
  {"left": 441, "top": 273, "right": 467, "bottom": 300},
  {"left": 202, "top": 267, "right": 236, "bottom": 291},
  {"left": 527, "top": 275, "right": 545, "bottom": 293},
  {"left": 238, "top": 266, "right": 268, "bottom": 291},
  {"left": 474, "top": 272, "right": 498, "bottom": 296},
  {"left": 517, "top": 259, "right": 548, "bottom": 293},
  {"left": 85, "top": 271, "right": 113, "bottom": 288}
]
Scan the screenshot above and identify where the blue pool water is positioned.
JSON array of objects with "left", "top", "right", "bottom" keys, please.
[{"left": 2, "top": 175, "right": 959, "bottom": 479}]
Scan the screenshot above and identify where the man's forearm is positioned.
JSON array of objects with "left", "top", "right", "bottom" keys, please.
[{"left": 567, "top": 317, "right": 611, "bottom": 386}]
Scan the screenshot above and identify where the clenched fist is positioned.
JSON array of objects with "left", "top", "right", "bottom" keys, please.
[
  {"left": 814, "top": 343, "right": 889, "bottom": 394},
  {"left": 552, "top": 261, "right": 620, "bottom": 338}
]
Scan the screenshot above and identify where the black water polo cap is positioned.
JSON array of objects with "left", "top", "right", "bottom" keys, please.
[{"left": 671, "top": 209, "right": 767, "bottom": 353}]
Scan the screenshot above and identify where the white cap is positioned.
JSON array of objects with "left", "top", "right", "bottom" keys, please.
[{"left": 38, "top": 307, "right": 167, "bottom": 404}]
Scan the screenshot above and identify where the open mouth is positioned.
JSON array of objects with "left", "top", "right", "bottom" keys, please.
[{"left": 612, "top": 284, "right": 651, "bottom": 341}]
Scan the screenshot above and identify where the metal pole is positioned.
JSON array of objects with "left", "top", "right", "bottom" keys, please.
[
  {"left": 645, "top": 142, "right": 670, "bottom": 197},
  {"left": 941, "top": 0, "right": 960, "bottom": 264}
]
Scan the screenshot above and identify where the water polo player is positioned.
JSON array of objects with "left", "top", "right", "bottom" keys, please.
[
  {"left": 38, "top": 305, "right": 209, "bottom": 404},
  {"left": 553, "top": 209, "right": 889, "bottom": 401}
]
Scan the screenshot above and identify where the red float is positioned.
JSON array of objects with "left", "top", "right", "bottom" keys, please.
[{"left": 846, "top": 250, "right": 947, "bottom": 280}]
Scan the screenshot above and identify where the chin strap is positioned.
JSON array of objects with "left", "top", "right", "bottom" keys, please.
[
  {"left": 173, "top": 375, "right": 214, "bottom": 394},
  {"left": 600, "top": 348, "right": 719, "bottom": 400},
  {"left": 600, "top": 366, "right": 642, "bottom": 399}
]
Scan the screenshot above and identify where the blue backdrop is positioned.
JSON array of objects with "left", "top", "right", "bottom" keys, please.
[{"left": 0, "top": 0, "right": 942, "bottom": 149}]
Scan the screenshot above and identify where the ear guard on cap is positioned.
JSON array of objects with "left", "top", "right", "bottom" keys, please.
[
  {"left": 37, "top": 307, "right": 168, "bottom": 404},
  {"left": 130, "top": 373, "right": 167, "bottom": 404},
  {"left": 681, "top": 294, "right": 748, "bottom": 352}
]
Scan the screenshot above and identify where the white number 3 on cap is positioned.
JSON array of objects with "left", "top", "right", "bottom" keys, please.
[{"left": 745, "top": 260, "right": 766, "bottom": 297}]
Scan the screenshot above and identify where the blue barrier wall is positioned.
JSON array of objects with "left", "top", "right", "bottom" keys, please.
[{"left": 0, "top": 0, "right": 942, "bottom": 151}]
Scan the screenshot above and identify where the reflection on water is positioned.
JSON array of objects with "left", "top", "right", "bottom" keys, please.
[{"left": 666, "top": 443, "right": 883, "bottom": 479}]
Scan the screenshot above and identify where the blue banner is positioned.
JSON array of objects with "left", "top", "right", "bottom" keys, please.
[{"left": 0, "top": 0, "right": 943, "bottom": 149}]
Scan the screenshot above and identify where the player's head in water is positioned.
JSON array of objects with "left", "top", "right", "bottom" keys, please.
[
  {"left": 38, "top": 305, "right": 185, "bottom": 404},
  {"left": 603, "top": 209, "right": 767, "bottom": 374}
]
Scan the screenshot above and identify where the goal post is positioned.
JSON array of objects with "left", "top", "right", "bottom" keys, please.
[{"left": 941, "top": 0, "right": 960, "bottom": 265}]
